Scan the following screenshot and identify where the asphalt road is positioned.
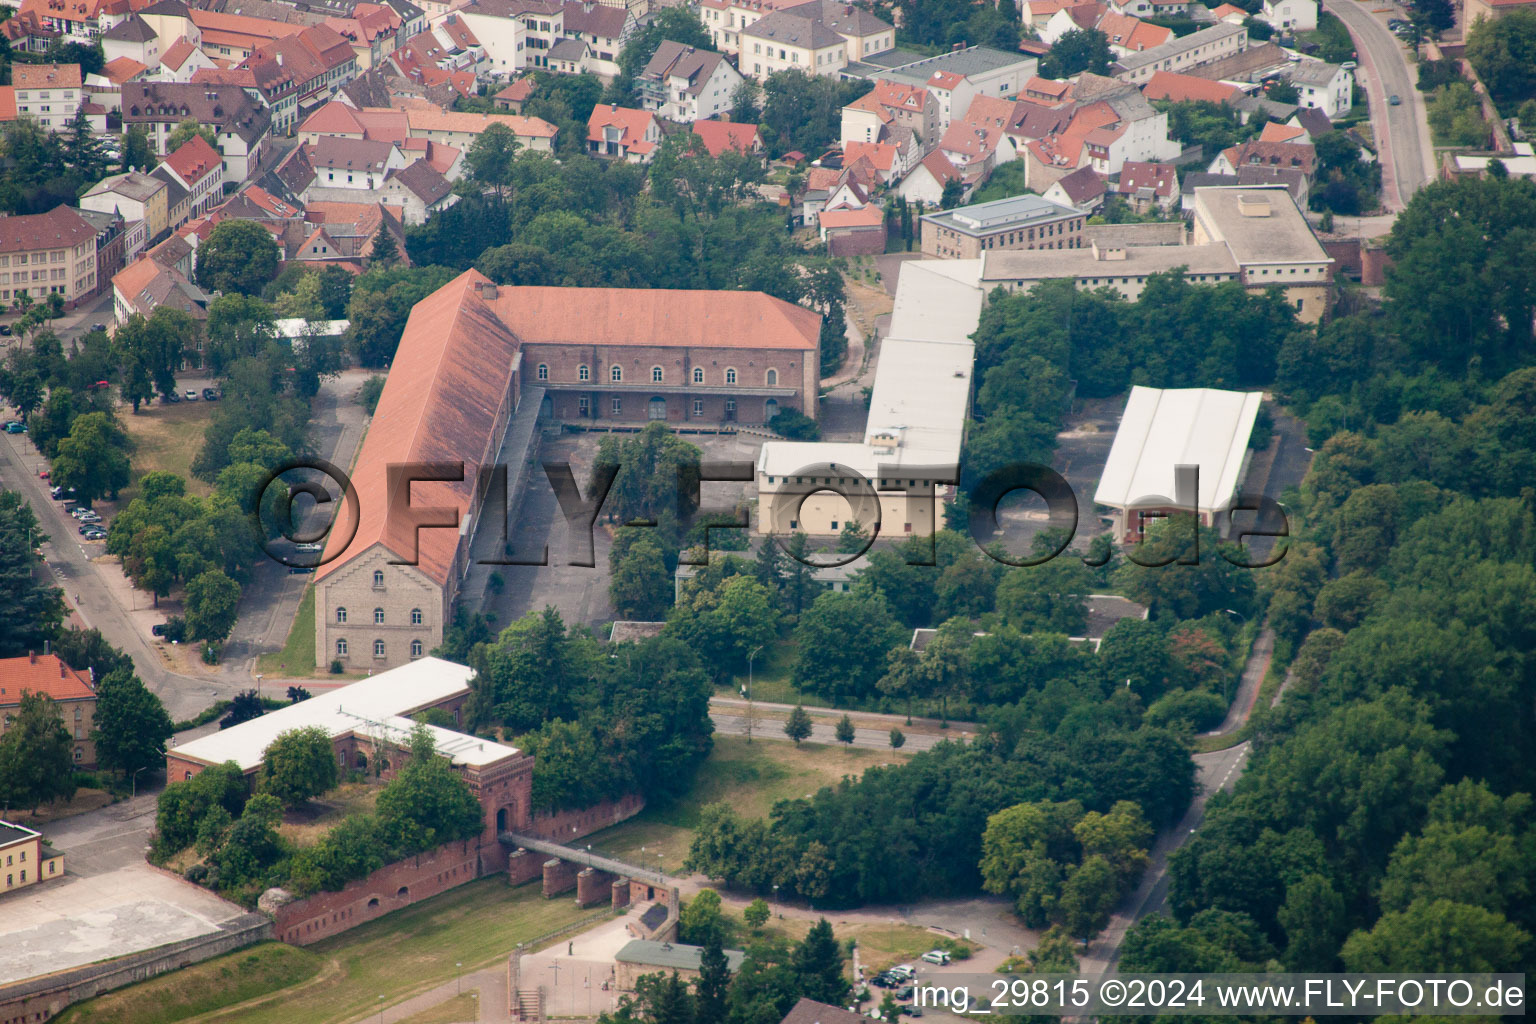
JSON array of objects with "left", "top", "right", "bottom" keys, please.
[{"left": 1329, "top": 0, "right": 1436, "bottom": 209}]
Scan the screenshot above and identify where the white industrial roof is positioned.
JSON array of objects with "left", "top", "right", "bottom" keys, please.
[
  {"left": 168, "top": 657, "right": 520, "bottom": 772},
  {"left": 1094, "top": 386, "right": 1263, "bottom": 513},
  {"left": 758, "top": 259, "right": 983, "bottom": 481}
]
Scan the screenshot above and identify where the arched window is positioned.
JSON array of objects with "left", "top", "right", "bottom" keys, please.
[
  {"left": 336, "top": 638, "right": 349, "bottom": 656},
  {"left": 692, "top": 367, "right": 704, "bottom": 384},
  {"left": 410, "top": 608, "right": 422, "bottom": 625},
  {"left": 536, "top": 363, "right": 549, "bottom": 380},
  {"left": 725, "top": 367, "right": 738, "bottom": 385},
  {"left": 336, "top": 607, "right": 347, "bottom": 624},
  {"left": 411, "top": 640, "right": 423, "bottom": 657},
  {"left": 372, "top": 570, "right": 384, "bottom": 588},
  {"left": 373, "top": 639, "right": 386, "bottom": 658},
  {"left": 651, "top": 366, "right": 663, "bottom": 383},
  {"left": 766, "top": 369, "right": 778, "bottom": 386},
  {"left": 374, "top": 608, "right": 384, "bottom": 624},
  {"left": 611, "top": 364, "right": 623, "bottom": 382},
  {"left": 578, "top": 364, "right": 590, "bottom": 381}
]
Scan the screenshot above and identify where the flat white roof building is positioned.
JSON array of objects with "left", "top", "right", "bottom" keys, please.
[
  {"left": 756, "top": 260, "right": 984, "bottom": 538},
  {"left": 1095, "top": 385, "right": 1263, "bottom": 541},
  {"left": 166, "top": 658, "right": 520, "bottom": 774}
]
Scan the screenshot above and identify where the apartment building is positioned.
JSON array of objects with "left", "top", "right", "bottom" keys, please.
[
  {"left": 0, "top": 206, "right": 100, "bottom": 307},
  {"left": 0, "top": 652, "right": 99, "bottom": 767},
  {"left": 120, "top": 82, "right": 273, "bottom": 180},
  {"left": 0, "top": 822, "right": 65, "bottom": 896},
  {"left": 1112, "top": 21, "right": 1249, "bottom": 84},
  {"left": 738, "top": 0, "right": 892, "bottom": 79},
  {"left": 11, "top": 63, "right": 83, "bottom": 130},
  {"left": 638, "top": 42, "right": 742, "bottom": 122}
]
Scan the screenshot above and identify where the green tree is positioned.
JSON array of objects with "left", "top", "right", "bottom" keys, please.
[
  {"left": 370, "top": 220, "right": 400, "bottom": 266},
  {"left": 184, "top": 568, "right": 240, "bottom": 643},
  {"left": 1114, "top": 516, "right": 1257, "bottom": 621},
  {"left": 0, "top": 492, "right": 63, "bottom": 657},
  {"left": 791, "top": 919, "right": 848, "bottom": 1005},
  {"left": 791, "top": 590, "right": 906, "bottom": 702},
  {"left": 0, "top": 692, "right": 76, "bottom": 812},
  {"left": 744, "top": 897, "right": 771, "bottom": 930},
  {"left": 1040, "top": 28, "right": 1112, "bottom": 78},
  {"left": 375, "top": 725, "right": 487, "bottom": 853},
  {"left": 121, "top": 125, "right": 156, "bottom": 172},
  {"left": 680, "top": 888, "right": 727, "bottom": 946},
  {"left": 165, "top": 117, "right": 218, "bottom": 153},
  {"left": 1466, "top": 8, "right": 1536, "bottom": 109},
  {"left": 784, "top": 704, "right": 813, "bottom": 745},
  {"left": 611, "top": 533, "right": 674, "bottom": 620},
  {"left": 696, "top": 934, "right": 732, "bottom": 1024},
  {"left": 889, "top": 727, "right": 905, "bottom": 749},
  {"left": 1058, "top": 854, "right": 1121, "bottom": 941},
  {"left": 259, "top": 726, "right": 340, "bottom": 806},
  {"left": 1341, "top": 899, "right": 1529, "bottom": 972},
  {"left": 834, "top": 713, "right": 855, "bottom": 746},
  {"left": 52, "top": 411, "right": 132, "bottom": 503},
  {"left": 466, "top": 123, "right": 522, "bottom": 200},
  {"left": 196, "top": 218, "right": 281, "bottom": 297},
  {"left": 1277, "top": 872, "right": 1346, "bottom": 970},
  {"left": 994, "top": 559, "right": 1092, "bottom": 635},
  {"left": 91, "top": 666, "right": 174, "bottom": 778}
]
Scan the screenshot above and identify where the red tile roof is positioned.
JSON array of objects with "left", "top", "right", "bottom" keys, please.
[
  {"left": 0, "top": 205, "right": 95, "bottom": 254},
  {"left": 0, "top": 653, "right": 94, "bottom": 705},
  {"left": 587, "top": 104, "right": 656, "bottom": 147},
  {"left": 12, "top": 63, "right": 82, "bottom": 90},
  {"left": 690, "top": 120, "right": 762, "bottom": 157},
  {"left": 842, "top": 140, "right": 897, "bottom": 172},
  {"left": 1116, "top": 159, "right": 1176, "bottom": 197},
  {"left": 102, "top": 56, "right": 150, "bottom": 84},
  {"left": 819, "top": 205, "right": 884, "bottom": 230},
  {"left": 163, "top": 134, "right": 221, "bottom": 187},
  {"left": 0, "top": 87, "right": 15, "bottom": 122},
  {"left": 1142, "top": 70, "right": 1242, "bottom": 105},
  {"left": 160, "top": 35, "right": 197, "bottom": 71}
]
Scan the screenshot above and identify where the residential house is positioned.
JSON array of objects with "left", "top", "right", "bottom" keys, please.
[
  {"left": 87, "top": 56, "right": 150, "bottom": 112},
  {"left": 150, "top": 164, "right": 192, "bottom": 229},
  {"left": 300, "top": 201, "right": 407, "bottom": 262},
  {"left": 160, "top": 36, "right": 216, "bottom": 82},
  {"left": 920, "top": 193, "right": 1085, "bottom": 258},
  {"left": 187, "top": 9, "right": 298, "bottom": 62},
  {"left": 895, "top": 148, "right": 963, "bottom": 206},
  {"left": 1042, "top": 165, "right": 1107, "bottom": 212},
  {"left": 1111, "top": 21, "right": 1249, "bottom": 84},
  {"left": 587, "top": 103, "right": 660, "bottom": 161},
  {"left": 101, "top": 13, "right": 160, "bottom": 65},
  {"left": 1140, "top": 68, "right": 1243, "bottom": 105},
  {"left": 1096, "top": 10, "right": 1173, "bottom": 57},
  {"left": 843, "top": 138, "right": 913, "bottom": 184},
  {"left": 493, "top": 77, "right": 535, "bottom": 110},
  {"left": 17, "top": 0, "right": 107, "bottom": 45},
  {"left": 0, "top": 821, "right": 65, "bottom": 894},
  {"left": 0, "top": 206, "right": 101, "bottom": 308},
  {"left": 840, "top": 79, "right": 940, "bottom": 147},
  {"left": 191, "top": 57, "right": 302, "bottom": 134},
  {"left": 402, "top": 105, "right": 557, "bottom": 151},
  {"left": 1023, "top": 75, "right": 1073, "bottom": 103},
  {"left": 322, "top": 2, "right": 403, "bottom": 70},
  {"left": 81, "top": 171, "right": 170, "bottom": 245},
  {"left": 818, "top": 204, "right": 885, "bottom": 255},
  {"left": 308, "top": 135, "right": 407, "bottom": 191},
  {"left": 690, "top": 120, "right": 764, "bottom": 156},
  {"left": 1260, "top": 0, "right": 1316, "bottom": 31},
  {"left": 1285, "top": 60, "right": 1351, "bottom": 119},
  {"left": 386, "top": 28, "right": 479, "bottom": 99},
  {"left": 121, "top": 82, "right": 273, "bottom": 181},
  {"left": 111, "top": 252, "right": 208, "bottom": 324},
  {"left": 75, "top": 206, "right": 128, "bottom": 295},
  {"left": 699, "top": 0, "right": 814, "bottom": 54},
  {"left": 135, "top": 0, "right": 203, "bottom": 55},
  {"left": 241, "top": 23, "right": 360, "bottom": 118},
  {"left": 1114, "top": 158, "right": 1176, "bottom": 210},
  {"left": 638, "top": 41, "right": 742, "bottom": 122},
  {"left": 1037, "top": 2, "right": 1105, "bottom": 46},
  {"left": 1107, "top": 0, "right": 1189, "bottom": 17},
  {"left": 1, "top": 9, "right": 60, "bottom": 55},
  {"left": 158, "top": 134, "right": 226, "bottom": 217},
  {"left": 1210, "top": 2, "right": 1248, "bottom": 21},
  {"left": 740, "top": 6, "right": 850, "bottom": 79},
  {"left": 378, "top": 159, "right": 454, "bottom": 223},
  {"left": 560, "top": 0, "right": 629, "bottom": 78},
  {"left": 11, "top": 64, "right": 83, "bottom": 131},
  {"left": 1209, "top": 137, "right": 1316, "bottom": 178}
]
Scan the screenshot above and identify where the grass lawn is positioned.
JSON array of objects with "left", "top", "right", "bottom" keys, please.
[
  {"left": 256, "top": 584, "right": 316, "bottom": 678},
  {"left": 396, "top": 991, "right": 480, "bottom": 1024},
  {"left": 53, "top": 943, "right": 322, "bottom": 1024},
  {"left": 584, "top": 735, "right": 909, "bottom": 874},
  {"left": 206, "top": 879, "right": 599, "bottom": 1024},
  {"left": 276, "top": 780, "right": 380, "bottom": 847},
  {"left": 119, "top": 403, "right": 214, "bottom": 499},
  {"left": 716, "top": 908, "right": 976, "bottom": 975}
]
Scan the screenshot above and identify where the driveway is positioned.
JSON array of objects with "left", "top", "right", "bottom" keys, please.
[
  {"left": 1329, "top": 1, "right": 1436, "bottom": 210},
  {"left": 0, "top": 793, "right": 248, "bottom": 985}
]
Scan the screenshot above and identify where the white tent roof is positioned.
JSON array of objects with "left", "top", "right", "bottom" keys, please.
[
  {"left": 168, "top": 657, "right": 519, "bottom": 772},
  {"left": 1094, "top": 385, "right": 1263, "bottom": 513}
]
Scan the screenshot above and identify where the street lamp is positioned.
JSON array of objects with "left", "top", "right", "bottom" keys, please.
[
  {"left": 457, "top": 961, "right": 463, "bottom": 995},
  {"left": 377, "top": 994, "right": 385, "bottom": 1023},
  {"left": 255, "top": 673, "right": 263, "bottom": 700},
  {"left": 131, "top": 765, "right": 149, "bottom": 800},
  {"left": 746, "top": 645, "right": 763, "bottom": 744}
]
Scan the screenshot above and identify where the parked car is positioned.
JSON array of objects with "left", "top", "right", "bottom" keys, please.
[
  {"left": 288, "top": 566, "right": 315, "bottom": 574},
  {"left": 1389, "top": 94, "right": 1402, "bottom": 105},
  {"left": 82, "top": 528, "right": 107, "bottom": 541},
  {"left": 164, "top": 391, "right": 181, "bottom": 403},
  {"left": 903, "top": 1006, "right": 924, "bottom": 1017},
  {"left": 78, "top": 523, "right": 98, "bottom": 535},
  {"left": 895, "top": 986, "right": 915, "bottom": 1001},
  {"left": 75, "top": 511, "right": 102, "bottom": 523},
  {"left": 92, "top": 323, "right": 107, "bottom": 333},
  {"left": 38, "top": 469, "right": 48, "bottom": 479},
  {"left": 871, "top": 974, "right": 895, "bottom": 988},
  {"left": 0, "top": 324, "right": 11, "bottom": 336},
  {"left": 87, "top": 379, "right": 110, "bottom": 390},
  {"left": 51, "top": 486, "right": 73, "bottom": 500},
  {"left": 151, "top": 623, "right": 168, "bottom": 636},
  {"left": 920, "top": 950, "right": 951, "bottom": 966},
  {"left": 184, "top": 389, "right": 199, "bottom": 401},
  {"left": 2, "top": 421, "right": 23, "bottom": 433},
  {"left": 202, "top": 388, "right": 220, "bottom": 401}
]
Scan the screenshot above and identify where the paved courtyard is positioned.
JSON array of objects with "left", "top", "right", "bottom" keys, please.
[
  {"left": 0, "top": 795, "right": 247, "bottom": 984},
  {"left": 516, "top": 911, "right": 640, "bottom": 1017}
]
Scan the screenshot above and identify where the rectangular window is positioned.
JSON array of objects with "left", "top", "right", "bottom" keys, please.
[{"left": 611, "top": 397, "right": 622, "bottom": 415}]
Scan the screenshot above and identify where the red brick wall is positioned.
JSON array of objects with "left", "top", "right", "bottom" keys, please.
[
  {"left": 271, "top": 841, "right": 482, "bottom": 945},
  {"left": 1321, "top": 237, "right": 1362, "bottom": 280},
  {"left": 524, "top": 793, "right": 645, "bottom": 842},
  {"left": 828, "top": 226, "right": 888, "bottom": 257},
  {"left": 1360, "top": 245, "right": 1393, "bottom": 288}
]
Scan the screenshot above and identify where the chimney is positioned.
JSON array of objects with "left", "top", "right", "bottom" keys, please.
[{"left": 29, "top": 651, "right": 36, "bottom": 663}]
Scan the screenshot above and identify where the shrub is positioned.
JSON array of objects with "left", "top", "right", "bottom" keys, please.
[
  {"left": 358, "top": 374, "right": 386, "bottom": 414},
  {"left": 330, "top": 659, "right": 344, "bottom": 674}
]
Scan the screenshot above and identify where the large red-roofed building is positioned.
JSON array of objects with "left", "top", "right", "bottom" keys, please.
[{"left": 0, "top": 652, "right": 98, "bottom": 767}]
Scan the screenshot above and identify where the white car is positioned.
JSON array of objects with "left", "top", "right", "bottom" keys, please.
[
  {"left": 920, "top": 950, "right": 951, "bottom": 965},
  {"left": 184, "top": 389, "right": 200, "bottom": 401},
  {"left": 888, "top": 965, "right": 916, "bottom": 982}
]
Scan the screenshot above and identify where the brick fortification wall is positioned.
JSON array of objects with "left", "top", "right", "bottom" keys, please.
[
  {"left": 270, "top": 841, "right": 481, "bottom": 946},
  {"left": 524, "top": 794, "right": 645, "bottom": 842},
  {"left": 0, "top": 914, "right": 271, "bottom": 1024}
]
